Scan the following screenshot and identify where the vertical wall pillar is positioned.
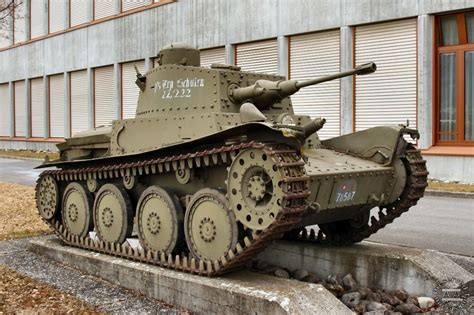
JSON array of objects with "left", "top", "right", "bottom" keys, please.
[
  {"left": 24, "top": 0, "right": 31, "bottom": 40},
  {"left": 114, "top": 0, "right": 122, "bottom": 14},
  {"left": 340, "top": 26, "right": 354, "bottom": 135},
  {"left": 25, "top": 78, "right": 31, "bottom": 138},
  {"left": 225, "top": 44, "right": 235, "bottom": 65},
  {"left": 64, "top": 0, "right": 70, "bottom": 29},
  {"left": 87, "top": 68, "right": 94, "bottom": 129},
  {"left": 278, "top": 36, "right": 289, "bottom": 78},
  {"left": 43, "top": 0, "right": 49, "bottom": 35},
  {"left": 114, "top": 63, "right": 122, "bottom": 119},
  {"left": 44, "top": 75, "right": 50, "bottom": 138},
  {"left": 8, "top": 82, "right": 14, "bottom": 137},
  {"left": 417, "top": 14, "right": 434, "bottom": 149},
  {"left": 64, "top": 73, "right": 71, "bottom": 138},
  {"left": 87, "top": 0, "right": 94, "bottom": 22},
  {"left": 145, "top": 57, "right": 153, "bottom": 71}
]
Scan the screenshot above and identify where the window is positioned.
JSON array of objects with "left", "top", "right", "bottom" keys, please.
[{"left": 435, "top": 11, "right": 474, "bottom": 144}]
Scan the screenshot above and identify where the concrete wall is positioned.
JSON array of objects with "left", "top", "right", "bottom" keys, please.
[{"left": 0, "top": 0, "right": 472, "bottom": 182}]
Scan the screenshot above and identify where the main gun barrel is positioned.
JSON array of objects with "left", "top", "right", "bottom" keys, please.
[{"left": 230, "top": 62, "right": 377, "bottom": 109}]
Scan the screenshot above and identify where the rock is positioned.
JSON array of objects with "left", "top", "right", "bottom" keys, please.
[
  {"left": 367, "top": 301, "right": 387, "bottom": 311},
  {"left": 417, "top": 297, "right": 435, "bottom": 309},
  {"left": 324, "top": 283, "right": 345, "bottom": 297},
  {"left": 253, "top": 260, "right": 268, "bottom": 271},
  {"left": 327, "top": 275, "right": 342, "bottom": 285},
  {"left": 358, "top": 287, "right": 372, "bottom": 299},
  {"left": 354, "top": 304, "right": 366, "bottom": 313},
  {"left": 385, "top": 312, "right": 402, "bottom": 315},
  {"left": 395, "top": 303, "right": 421, "bottom": 314},
  {"left": 380, "top": 292, "right": 401, "bottom": 306},
  {"left": 291, "top": 269, "right": 309, "bottom": 281},
  {"left": 382, "top": 302, "right": 393, "bottom": 310},
  {"left": 273, "top": 268, "right": 290, "bottom": 279},
  {"left": 394, "top": 289, "right": 409, "bottom": 302},
  {"left": 342, "top": 273, "right": 358, "bottom": 289},
  {"left": 301, "top": 273, "right": 320, "bottom": 284},
  {"left": 341, "top": 292, "right": 361, "bottom": 308},
  {"left": 367, "top": 292, "right": 381, "bottom": 303},
  {"left": 359, "top": 300, "right": 371, "bottom": 308}
]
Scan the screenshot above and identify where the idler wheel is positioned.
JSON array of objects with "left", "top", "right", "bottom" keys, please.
[
  {"left": 136, "top": 186, "right": 184, "bottom": 253},
  {"left": 62, "top": 182, "right": 93, "bottom": 237},
  {"left": 184, "top": 189, "right": 238, "bottom": 261},
  {"left": 227, "top": 148, "right": 285, "bottom": 230},
  {"left": 93, "top": 183, "right": 133, "bottom": 243},
  {"left": 36, "top": 174, "right": 59, "bottom": 220}
]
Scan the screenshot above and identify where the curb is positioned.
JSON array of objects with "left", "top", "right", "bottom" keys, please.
[
  {"left": 425, "top": 189, "right": 474, "bottom": 199},
  {"left": 0, "top": 155, "right": 44, "bottom": 162}
]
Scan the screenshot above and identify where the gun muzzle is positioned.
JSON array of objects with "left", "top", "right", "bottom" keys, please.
[
  {"left": 354, "top": 62, "right": 377, "bottom": 75},
  {"left": 302, "top": 118, "right": 326, "bottom": 138}
]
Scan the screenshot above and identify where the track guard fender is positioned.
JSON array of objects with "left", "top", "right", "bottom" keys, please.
[{"left": 321, "top": 126, "right": 419, "bottom": 166}]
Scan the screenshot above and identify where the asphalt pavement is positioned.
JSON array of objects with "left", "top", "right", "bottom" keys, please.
[{"left": 0, "top": 157, "right": 472, "bottom": 257}]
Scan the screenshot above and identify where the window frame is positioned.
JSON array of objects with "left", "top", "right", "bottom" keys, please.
[{"left": 434, "top": 11, "right": 474, "bottom": 146}]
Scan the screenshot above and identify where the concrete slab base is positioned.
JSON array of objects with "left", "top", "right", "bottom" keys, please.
[
  {"left": 258, "top": 240, "right": 473, "bottom": 296},
  {"left": 29, "top": 238, "right": 350, "bottom": 315}
]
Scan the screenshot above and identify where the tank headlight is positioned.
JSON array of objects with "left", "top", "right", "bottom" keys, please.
[{"left": 278, "top": 113, "right": 295, "bottom": 126}]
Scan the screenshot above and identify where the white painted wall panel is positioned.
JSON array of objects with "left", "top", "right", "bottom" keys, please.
[
  {"left": 70, "top": 70, "right": 88, "bottom": 135},
  {"left": 122, "top": 0, "right": 147, "bottom": 12},
  {"left": 355, "top": 19, "right": 417, "bottom": 131},
  {"left": 95, "top": 0, "right": 116, "bottom": 20},
  {"left": 31, "top": 0, "right": 46, "bottom": 39},
  {"left": 236, "top": 39, "right": 278, "bottom": 75},
  {"left": 290, "top": 30, "right": 341, "bottom": 139},
  {"left": 14, "top": 81, "right": 26, "bottom": 137},
  {"left": 122, "top": 60, "right": 144, "bottom": 119},
  {"left": 13, "top": 0, "right": 26, "bottom": 44},
  {"left": 0, "top": 84, "right": 9, "bottom": 136},
  {"left": 49, "top": 74, "right": 65, "bottom": 138},
  {"left": 49, "top": 0, "right": 66, "bottom": 33},
  {"left": 70, "top": 0, "right": 89, "bottom": 27},
  {"left": 31, "top": 78, "right": 45, "bottom": 137},
  {"left": 200, "top": 47, "right": 226, "bottom": 68},
  {"left": 94, "top": 65, "right": 115, "bottom": 127}
]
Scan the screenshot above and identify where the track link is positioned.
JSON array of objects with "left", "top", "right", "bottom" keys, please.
[
  {"left": 290, "top": 144, "right": 428, "bottom": 245},
  {"left": 36, "top": 141, "right": 310, "bottom": 276}
]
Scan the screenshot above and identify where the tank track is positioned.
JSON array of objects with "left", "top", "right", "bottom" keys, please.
[
  {"left": 37, "top": 141, "right": 310, "bottom": 276},
  {"left": 288, "top": 144, "right": 428, "bottom": 245}
]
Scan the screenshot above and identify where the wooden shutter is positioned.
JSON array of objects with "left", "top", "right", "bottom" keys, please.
[
  {"left": 236, "top": 39, "right": 278, "bottom": 75},
  {"left": 70, "top": 0, "right": 89, "bottom": 27},
  {"left": 94, "top": 65, "right": 115, "bottom": 127},
  {"left": 200, "top": 47, "right": 226, "bottom": 68},
  {"left": 94, "top": 0, "right": 116, "bottom": 20},
  {"left": 121, "top": 0, "right": 147, "bottom": 12},
  {"left": 122, "top": 60, "right": 144, "bottom": 119},
  {"left": 355, "top": 19, "right": 417, "bottom": 131},
  {"left": 290, "top": 30, "right": 341, "bottom": 140},
  {"left": 0, "top": 84, "right": 9, "bottom": 136},
  {"left": 14, "top": 81, "right": 26, "bottom": 137},
  {"left": 70, "top": 70, "right": 89, "bottom": 135},
  {"left": 13, "top": 0, "right": 26, "bottom": 44},
  {"left": 31, "top": 78, "right": 45, "bottom": 138},
  {"left": 49, "top": 74, "right": 65, "bottom": 138},
  {"left": 31, "top": 0, "right": 46, "bottom": 39},
  {"left": 49, "top": 0, "right": 66, "bottom": 33}
]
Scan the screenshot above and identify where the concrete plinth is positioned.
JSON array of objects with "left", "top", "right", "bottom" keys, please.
[
  {"left": 29, "top": 238, "right": 350, "bottom": 315},
  {"left": 258, "top": 240, "right": 473, "bottom": 296}
]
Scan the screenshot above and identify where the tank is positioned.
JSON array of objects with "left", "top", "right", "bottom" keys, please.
[{"left": 35, "top": 43, "right": 428, "bottom": 276}]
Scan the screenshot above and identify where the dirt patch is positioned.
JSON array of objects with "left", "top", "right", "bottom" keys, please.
[
  {"left": 428, "top": 180, "right": 474, "bottom": 193},
  {"left": 0, "top": 182, "right": 51, "bottom": 241},
  {"left": 0, "top": 265, "right": 103, "bottom": 314},
  {"left": 0, "top": 149, "right": 59, "bottom": 161}
]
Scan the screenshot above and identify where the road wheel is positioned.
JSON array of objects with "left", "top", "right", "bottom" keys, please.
[{"left": 62, "top": 182, "right": 93, "bottom": 237}]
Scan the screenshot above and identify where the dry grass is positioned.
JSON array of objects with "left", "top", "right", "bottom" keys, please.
[
  {"left": 0, "top": 182, "right": 51, "bottom": 241},
  {"left": 0, "top": 265, "right": 103, "bottom": 314},
  {"left": 428, "top": 180, "right": 474, "bottom": 193},
  {"left": 0, "top": 149, "right": 59, "bottom": 161}
]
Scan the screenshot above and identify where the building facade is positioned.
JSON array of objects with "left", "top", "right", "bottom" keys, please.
[{"left": 0, "top": 0, "right": 472, "bottom": 182}]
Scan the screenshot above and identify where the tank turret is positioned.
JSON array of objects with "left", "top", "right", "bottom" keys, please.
[{"left": 230, "top": 62, "right": 376, "bottom": 109}]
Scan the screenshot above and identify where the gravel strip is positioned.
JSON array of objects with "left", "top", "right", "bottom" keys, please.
[{"left": 0, "top": 236, "right": 189, "bottom": 314}]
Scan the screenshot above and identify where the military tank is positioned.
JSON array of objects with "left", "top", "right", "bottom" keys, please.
[{"left": 35, "top": 43, "right": 428, "bottom": 276}]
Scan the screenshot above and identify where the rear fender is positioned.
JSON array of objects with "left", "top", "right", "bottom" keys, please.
[{"left": 321, "top": 126, "right": 419, "bottom": 166}]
